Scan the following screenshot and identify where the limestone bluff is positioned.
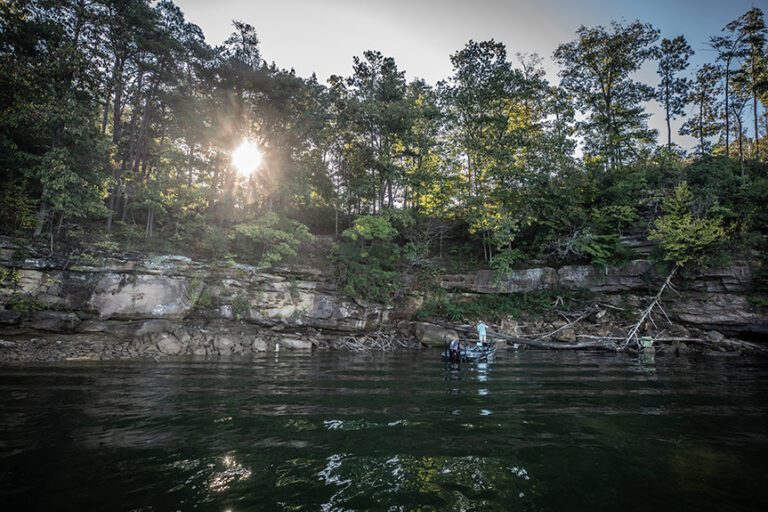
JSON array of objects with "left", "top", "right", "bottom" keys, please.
[{"left": 0, "top": 238, "right": 765, "bottom": 362}]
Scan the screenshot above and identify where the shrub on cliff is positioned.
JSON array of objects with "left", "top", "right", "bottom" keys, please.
[
  {"left": 333, "top": 215, "right": 401, "bottom": 304},
  {"left": 649, "top": 181, "right": 726, "bottom": 268},
  {"left": 231, "top": 213, "right": 315, "bottom": 269}
]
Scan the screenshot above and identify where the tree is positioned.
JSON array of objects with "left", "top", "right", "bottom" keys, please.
[
  {"left": 736, "top": 7, "right": 767, "bottom": 158},
  {"left": 554, "top": 20, "right": 659, "bottom": 169},
  {"left": 441, "top": 40, "right": 525, "bottom": 260},
  {"left": 649, "top": 181, "right": 725, "bottom": 268},
  {"left": 680, "top": 64, "right": 723, "bottom": 155},
  {"left": 656, "top": 36, "right": 694, "bottom": 151},
  {"left": 333, "top": 215, "right": 402, "bottom": 303},
  {"left": 344, "top": 50, "right": 411, "bottom": 212},
  {"left": 711, "top": 16, "right": 749, "bottom": 158},
  {"left": 624, "top": 181, "right": 726, "bottom": 350},
  {"left": 0, "top": 0, "right": 110, "bottom": 237}
]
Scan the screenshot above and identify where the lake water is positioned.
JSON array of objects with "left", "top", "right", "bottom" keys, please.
[{"left": 1, "top": 350, "right": 766, "bottom": 511}]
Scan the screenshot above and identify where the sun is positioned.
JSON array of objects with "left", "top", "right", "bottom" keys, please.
[{"left": 232, "top": 140, "right": 262, "bottom": 176}]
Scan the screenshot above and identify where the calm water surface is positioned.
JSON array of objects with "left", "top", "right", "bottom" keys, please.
[{"left": 1, "top": 350, "right": 767, "bottom": 511}]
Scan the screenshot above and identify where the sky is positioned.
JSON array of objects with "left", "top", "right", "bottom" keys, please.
[{"left": 174, "top": 0, "right": 766, "bottom": 147}]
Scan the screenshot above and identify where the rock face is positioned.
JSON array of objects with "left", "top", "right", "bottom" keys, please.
[
  {"left": 0, "top": 250, "right": 386, "bottom": 335},
  {"left": 438, "top": 260, "right": 766, "bottom": 337},
  {"left": 89, "top": 273, "right": 193, "bottom": 319},
  {"left": 1, "top": 240, "right": 766, "bottom": 361}
]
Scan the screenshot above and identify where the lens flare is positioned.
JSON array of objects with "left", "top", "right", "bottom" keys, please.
[{"left": 232, "top": 140, "right": 262, "bottom": 176}]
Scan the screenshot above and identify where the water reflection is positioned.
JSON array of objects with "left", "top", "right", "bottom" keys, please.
[
  {"left": 208, "top": 453, "right": 252, "bottom": 492},
  {"left": 0, "top": 352, "right": 766, "bottom": 511}
]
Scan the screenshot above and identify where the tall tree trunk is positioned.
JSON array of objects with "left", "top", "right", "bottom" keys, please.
[
  {"left": 33, "top": 196, "right": 48, "bottom": 237},
  {"left": 466, "top": 153, "right": 472, "bottom": 204},
  {"left": 666, "top": 80, "right": 672, "bottom": 151},
  {"left": 146, "top": 208, "right": 153, "bottom": 238},
  {"left": 121, "top": 191, "right": 129, "bottom": 222},
  {"left": 724, "top": 65, "right": 730, "bottom": 157},
  {"left": 101, "top": 91, "right": 110, "bottom": 135},
  {"left": 699, "top": 96, "right": 705, "bottom": 155},
  {"left": 187, "top": 142, "right": 194, "bottom": 186},
  {"left": 112, "top": 55, "right": 126, "bottom": 144},
  {"left": 754, "top": 92, "right": 759, "bottom": 158},
  {"left": 737, "top": 115, "right": 745, "bottom": 177},
  {"left": 753, "top": 55, "right": 760, "bottom": 158}
]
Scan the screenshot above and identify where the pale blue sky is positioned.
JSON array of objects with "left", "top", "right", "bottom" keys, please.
[
  {"left": 175, "top": 0, "right": 762, "bottom": 82},
  {"left": 175, "top": 0, "right": 766, "bottom": 146}
]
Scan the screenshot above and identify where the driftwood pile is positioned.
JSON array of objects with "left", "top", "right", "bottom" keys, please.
[
  {"left": 447, "top": 298, "right": 767, "bottom": 355},
  {"left": 337, "top": 331, "right": 420, "bottom": 352}
]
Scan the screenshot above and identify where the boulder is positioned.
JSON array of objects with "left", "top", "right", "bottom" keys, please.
[
  {"left": 414, "top": 322, "right": 459, "bottom": 347},
  {"left": 557, "top": 327, "right": 577, "bottom": 343},
  {"left": 280, "top": 336, "right": 313, "bottom": 350},
  {"left": 389, "top": 294, "right": 424, "bottom": 320},
  {"left": 252, "top": 337, "right": 269, "bottom": 352},
  {"left": 213, "top": 334, "right": 235, "bottom": 355},
  {"left": 705, "top": 330, "right": 725, "bottom": 343},
  {"left": 135, "top": 319, "right": 176, "bottom": 337},
  {"left": 156, "top": 333, "right": 183, "bottom": 355}
]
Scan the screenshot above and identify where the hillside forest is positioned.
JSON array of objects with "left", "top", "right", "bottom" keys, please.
[{"left": 1, "top": 1, "right": 768, "bottom": 305}]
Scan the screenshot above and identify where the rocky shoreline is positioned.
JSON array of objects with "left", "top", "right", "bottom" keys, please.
[
  {"left": 0, "top": 320, "right": 329, "bottom": 364},
  {"left": 1, "top": 237, "right": 766, "bottom": 363}
]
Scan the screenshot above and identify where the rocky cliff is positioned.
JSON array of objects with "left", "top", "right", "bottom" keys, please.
[
  {"left": 439, "top": 260, "right": 766, "bottom": 336},
  {"left": 0, "top": 237, "right": 765, "bottom": 362}
]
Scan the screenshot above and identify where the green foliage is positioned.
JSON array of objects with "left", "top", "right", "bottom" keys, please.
[
  {"left": 649, "top": 182, "right": 726, "bottom": 267},
  {"left": 6, "top": 293, "right": 43, "bottom": 314},
  {"left": 231, "top": 213, "right": 314, "bottom": 268},
  {"left": 413, "top": 260, "right": 444, "bottom": 293},
  {"left": 333, "top": 215, "right": 401, "bottom": 303},
  {"left": 231, "top": 294, "right": 251, "bottom": 321},
  {"left": 0, "top": 1, "right": 765, "bottom": 287},
  {"left": 572, "top": 231, "right": 623, "bottom": 267},
  {"left": 0, "top": 180, "right": 36, "bottom": 232},
  {"left": 415, "top": 290, "right": 588, "bottom": 322},
  {"left": 288, "top": 277, "right": 300, "bottom": 303},
  {"left": 185, "top": 274, "right": 207, "bottom": 307},
  {"left": 591, "top": 205, "right": 639, "bottom": 234},
  {"left": 0, "top": 267, "right": 21, "bottom": 287},
  {"left": 341, "top": 214, "right": 398, "bottom": 242},
  {"left": 177, "top": 222, "right": 231, "bottom": 261},
  {"left": 554, "top": 20, "right": 659, "bottom": 168},
  {"left": 748, "top": 294, "right": 768, "bottom": 307},
  {"left": 489, "top": 249, "right": 526, "bottom": 274}
]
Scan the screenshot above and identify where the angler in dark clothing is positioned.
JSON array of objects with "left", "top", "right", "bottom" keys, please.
[{"left": 449, "top": 338, "right": 461, "bottom": 364}]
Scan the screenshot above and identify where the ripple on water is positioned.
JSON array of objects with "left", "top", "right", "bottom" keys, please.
[{"left": 0, "top": 351, "right": 766, "bottom": 511}]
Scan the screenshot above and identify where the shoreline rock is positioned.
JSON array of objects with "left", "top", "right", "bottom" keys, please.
[{"left": 1, "top": 247, "right": 766, "bottom": 363}]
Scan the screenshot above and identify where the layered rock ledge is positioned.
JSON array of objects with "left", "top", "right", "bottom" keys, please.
[{"left": 1, "top": 239, "right": 766, "bottom": 362}]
